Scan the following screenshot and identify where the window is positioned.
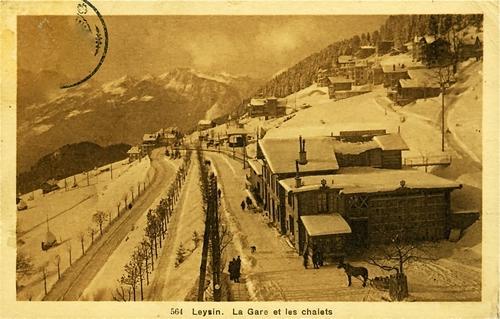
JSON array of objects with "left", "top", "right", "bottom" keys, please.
[{"left": 318, "top": 192, "right": 328, "bottom": 213}]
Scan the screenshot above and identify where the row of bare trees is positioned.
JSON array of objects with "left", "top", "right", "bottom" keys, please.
[
  {"left": 196, "top": 149, "right": 233, "bottom": 302},
  {"left": 23, "top": 161, "right": 154, "bottom": 300},
  {"left": 113, "top": 150, "right": 192, "bottom": 301}
]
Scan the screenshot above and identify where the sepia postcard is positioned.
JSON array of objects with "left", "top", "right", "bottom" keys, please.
[{"left": 1, "top": 1, "right": 499, "bottom": 318}]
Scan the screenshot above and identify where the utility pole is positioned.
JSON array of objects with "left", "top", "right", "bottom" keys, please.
[
  {"left": 210, "top": 174, "right": 221, "bottom": 301},
  {"left": 441, "top": 83, "right": 445, "bottom": 152}
]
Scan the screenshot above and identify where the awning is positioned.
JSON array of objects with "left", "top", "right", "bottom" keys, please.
[{"left": 300, "top": 214, "right": 352, "bottom": 237}]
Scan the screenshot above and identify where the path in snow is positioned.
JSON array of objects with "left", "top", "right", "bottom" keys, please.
[
  {"left": 43, "top": 148, "right": 175, "bottom": 300},
  {"left": 146, "top": 153, "right": 205, "bottom": 301},
  {"left": 206, "top": 152, "right": 385, "bottom": 301}
]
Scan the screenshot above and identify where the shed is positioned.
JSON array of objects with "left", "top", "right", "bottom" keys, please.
[{"left": 301, "top": 214, "right": 352, "bottom": 236}]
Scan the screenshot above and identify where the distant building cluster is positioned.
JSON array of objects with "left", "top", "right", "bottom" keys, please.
[
  {"left": 246, "top": 130, "right": 477, "bottom": 260},
  {"left": 317, "top": 31, "right": 482, "bottom": 105},
  {"left": 246, "top": 97, "right": 287, "bottom": 119},
  {"left": 127, "top": 127, "right": 181, "bottom": 162}
]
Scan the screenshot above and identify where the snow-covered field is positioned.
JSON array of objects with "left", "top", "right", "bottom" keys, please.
[
  {"left": 16, "top": 157, "right": 152, "bottom": 300},
  {"left": 80, "top": 157, "right": 183, "bottom": 301}
]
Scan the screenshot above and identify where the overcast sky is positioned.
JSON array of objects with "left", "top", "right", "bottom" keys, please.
[{"left": 18, "top": 15, "right": 386, "bottom": 84}]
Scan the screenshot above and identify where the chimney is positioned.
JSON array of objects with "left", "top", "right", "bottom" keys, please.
[
  {"left": 298, "top": 136, "right": 308, "bottom": 165},
  {"left": 295, "top": 160, "right": 302, "bottom": 188}
]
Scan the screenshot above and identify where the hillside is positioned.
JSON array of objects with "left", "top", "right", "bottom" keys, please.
[
  {"left": 16, "top": 142, "right": 131, "bottom": 194},
  {"left": 17, "top": 68, "right": 262, "bottom": 172},
  {"left": 258, "top": 14, "right": 482, "bottom": 97}
]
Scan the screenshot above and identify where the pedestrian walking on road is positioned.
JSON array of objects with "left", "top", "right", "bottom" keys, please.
[
  {"left": 235, "top": 256, "right": 242, "bottom": 282},
  {"left": 229, "top": 258, "right": 236, "bottom": 282},
  {"left": 240, "top": 200, "right": 246, "bottom": 210},
  {"left": 303, "top": 250, "right": 309, "bottom": 269},
  {"left": 217, "top": 188, "right": 222, "bottom": 199}
]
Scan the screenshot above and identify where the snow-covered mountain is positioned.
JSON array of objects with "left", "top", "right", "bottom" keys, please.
[{"left": 17, "top": 68, "right": 262, "bottom": 172}]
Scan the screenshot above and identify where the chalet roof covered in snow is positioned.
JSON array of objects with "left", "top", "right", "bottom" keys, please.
[
  {"left": 381, "top": 64, "right": 408, "bottom": 74},
  {"left": 249, "top": 98, "right": 267, "bottom": 106},
  {"left": 127, "top": 146, "right": 141, "bottom": 154},
  {"left": 280, "top": 167, "right": 461, "bottom": 194},
  {"left": 373, "top": 134, "right": 409, "bottom": 151},
  {"left": 300, "top": 214, "right": 352, "bottom": 236},
  {"left": 259, "top": 136, "right": 339, "bottom": 174},
  {"left": 332, "top": 139, "right": 379, "bottom": 155},
  {"left": 142, "top": 133, "right": 157, "bottom": 142},
  {"left": 414, "top": 35, "right": 436, "bottom": 44},
  {"left": 328, "top": 77, "right": 354, "bottom": 84},
  {"left": 248, "top": 159, "right": 263, "bottom": 176},
  {"left": 401, "top": 69, "right": 441, "bottom": 88},
  {"left": 227, "top": 128, "right": 249, "bottom": 136},
  {"left": 198, "top": 119, "right": 214, "bottom": 125},
  {"left": 337, "top": 55, "right": 355, "bottom": 64}
]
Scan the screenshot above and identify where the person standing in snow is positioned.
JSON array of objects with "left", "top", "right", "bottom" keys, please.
[
  {"left": 229, "top": 258, "right": 236, "bottom": 282},
  {"left": 235, "top": 256, "right": 242, "bottom": 283},
  {"left": 240, "top": 200, "right": 246, "bottom": 210},
  {"left": 303, "top": 250, "right": 309, "bottom": 269}
]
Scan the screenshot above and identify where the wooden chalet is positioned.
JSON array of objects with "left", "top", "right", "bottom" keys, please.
[
  {"left": 227, "top": 127, "right": 248, "bottom": 147},
  {"left": 327, "top": 77, "right": 354, "bottom": 99},
  {"left": 257, "top": 136, "right": 340, "bottom": 233},
  {"left": 356, "top": 46, "right": 376, "bottom": 59},
  {"left": 458, "top": 34, "right": 483, "bottom": 61},
  {"left": 141, "top": 133, "right": 159, "bottom": 156},
  {"left": 247, "top": 97, "right": 286, "bottom": 118},
  {"left": 197, "top": 119, "right": 215, "bottom": 131},
  {"left": 127, "top": 146, "right": 141, "bottom": 163},
  {"left": 279, "top": 168, "right": 462, "bottom": 257},
  {"left": 381, "top": 64, "right": 410, "bottom": 88},
  {"left": 371, "top": 64, "right": 384, "bottom": 85},
  {"left": 316, "top": 68, "right": 330, "bottom": 87},
  {"left": 394, "top": 69, "right": 441, "bottom": 105}
]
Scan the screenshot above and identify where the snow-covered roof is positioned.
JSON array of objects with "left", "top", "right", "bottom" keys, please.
[
  {"left": 250, "top": 98, "right": 267, "bottom": 106},
  {"left": 360, "top": 46, "right": 376, "bottom": 50},
  {"left": 142, "top": 133, "right": 157, "bottom": 142},
  {"left": 248, "top": 159, "right": 263, "bottom": 175},
  {"left": 300, "top": 214, "right": 352, "bottom": 236},
  {"left": 280, "top": 167, "right": 461, "bottom": 194},
  {"left": 328, "top": 77, "right": 354, "bottom": 84},
  {"left": 373, "top": 134, "right": 409, "bottom": 151},
  {"left": 198, "top": 119, "right": 214, "bottom": 125},
  {"left": 381, "top": 65, "right": 408, "bottom": 73},
  {"left": 127, "top": 146, "right": 141, "bottom": 154},
  {"left": 259, "top": 136, "right": 339, "bottom": 174},
  {"left": 332, "top": 139, "right": 379, "bottom": 155},
  {"left": 400, "top": 69, "right": 441, "bottom": 89},
  {"left": 338, "top": 55, "right": 355, "bottom": 64},
  {"left": 414, "top": 35, "right": 436, "bottom": 44},
  {"left": 227, "top": 128, "right": 249, "bottom": 136}
]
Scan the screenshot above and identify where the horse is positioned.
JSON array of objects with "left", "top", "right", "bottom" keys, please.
[{"left": 337, "top": 261, "right": 369, "bottom": 287}]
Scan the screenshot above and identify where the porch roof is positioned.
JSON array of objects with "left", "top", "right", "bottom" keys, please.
[{"left": 301, "top": 214, "right": 352, "bottom": 236}]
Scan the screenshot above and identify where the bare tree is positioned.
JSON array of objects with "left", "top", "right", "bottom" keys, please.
[
  {"left": 112, "top": 285, "right": 132, "bottom": 301},
  {"left": 120, "top": 260, "right": 139, "bottom": 301},
  {"left": 78, "top": 232, "right": 85, "bottom": 255},
  {"left": 132, "top": 249, "right": 145, "bottom": 300},
  {"left": 40, "top": 264, "right": 48, "bottom": 296},
  {"left": 368, "top": 231, "right": 434, "bottom": 301},
  {"left": 93, "top": 211, "right": 108, "bottom": 236},
  {"left": 66, "top": 240, "right": 72, "bottom": 266},
  {"left": 53, "top": 254, "right": 61, "bottom": 280},
  {"left": 16, "top": 252, "right": 33, "bottom": 279},
  {"left": 140, "top": 240, "right": 151, "bottom": 285},
  {"left": 88, "top": 227, "right": 96, "bottom": 244}
]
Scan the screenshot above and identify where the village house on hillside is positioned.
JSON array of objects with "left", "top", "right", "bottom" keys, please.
[
  {"left": 127, "top": 145, "right": 141, "bottom": 163},
  {"left": 356, "top": 45, "right": 376, "bottom": 59},
  {"left": 458, "top": 33, "right": 483, "bottom": 61},
  {"left": 316, "top": 68, "right": 330, "bottom": 87},
  {"left": 141, "top": 133, "right": 159, "bottom": 156},
  {"left": 381, "top": 64, "right": 410, "bottom": 88},
  {"left": 197, "top": 119, "right": 215, "bottom": 131},
  {"left": 249, "top": 130, "right": 470, "bottom": 260},
  {"left": 247, "top": 97, "right": 286, "bottom": 118},
  {"left": 391, "top": 68, "right": 442, "bottom": 105}
]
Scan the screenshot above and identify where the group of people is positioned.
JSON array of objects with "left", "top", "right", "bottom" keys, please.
[
  {"left": 303, "top": 245, "right": 324, "bottom": 269},
  {"left": 240, "top": 196, "right": 253, "bottom": 211},
  {"left": 228, "top": 256, "right": 242, "bottom": 282}
]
